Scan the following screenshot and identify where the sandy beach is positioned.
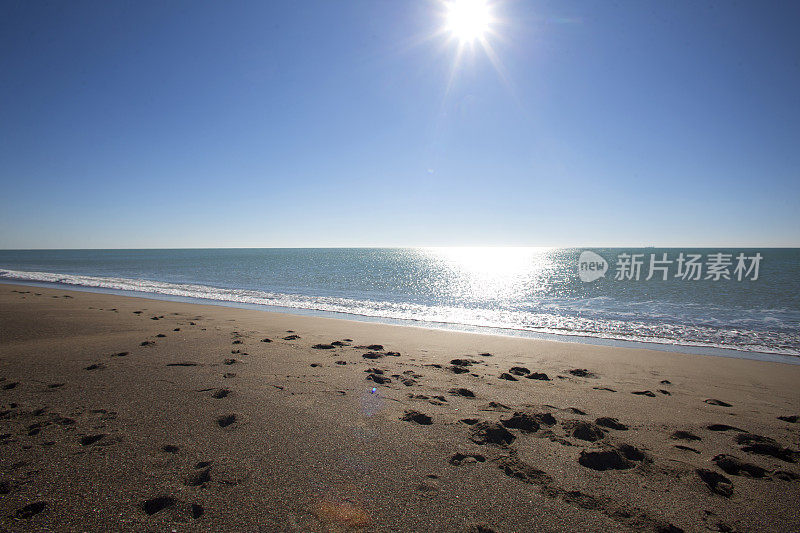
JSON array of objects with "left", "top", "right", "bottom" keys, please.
[{"left": 0, "top": 283, "right": 798, "bottom": 532}]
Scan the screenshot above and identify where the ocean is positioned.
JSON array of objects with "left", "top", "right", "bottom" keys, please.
[{"left": 1, "top": 248, "right": 798, "bottom": 361}]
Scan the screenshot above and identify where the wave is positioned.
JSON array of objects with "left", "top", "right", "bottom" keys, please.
[{"left": 1, "top": 268, "right": 798, "bottom": 357}]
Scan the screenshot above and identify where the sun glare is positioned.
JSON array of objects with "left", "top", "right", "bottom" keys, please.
[{"left": 445, "top": 0, "right": 492, "bottom": 43}]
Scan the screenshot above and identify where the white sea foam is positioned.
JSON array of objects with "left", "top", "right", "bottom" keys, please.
[{"left": 1, "top": 268, "right": 798, "bottom": 357}]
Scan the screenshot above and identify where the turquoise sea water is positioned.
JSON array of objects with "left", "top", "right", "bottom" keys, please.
[{"left": 1, "top": 248, "right": 798, "bottom": 360}]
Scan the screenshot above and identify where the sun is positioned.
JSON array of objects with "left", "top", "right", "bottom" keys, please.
[{"left": 444, "top": 0, "right": 493, "bottom": 43}]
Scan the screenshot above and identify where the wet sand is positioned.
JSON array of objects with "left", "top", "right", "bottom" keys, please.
[{"left": 0, "top": 283, "right": 798, "bottom": 532}]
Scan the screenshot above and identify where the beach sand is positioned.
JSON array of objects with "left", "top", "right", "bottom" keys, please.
[{"left": 0, "top": 283, "right": 798, "bottom": 532}]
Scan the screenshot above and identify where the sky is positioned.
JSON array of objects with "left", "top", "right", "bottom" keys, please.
[{"left": 1, "top": 0, "right": 799, "bottom": 248}]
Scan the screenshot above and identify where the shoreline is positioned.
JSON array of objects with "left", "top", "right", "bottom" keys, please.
[
  {"left": 2, "top": 279, "right": 796, "bottom": 365},
  {"left": 1, "top": 283, "right": 798, "bottom": 531}
]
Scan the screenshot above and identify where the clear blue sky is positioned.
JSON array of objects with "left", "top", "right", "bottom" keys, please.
[{"left": 1, "top": 0, "right": 798, "bottom": 248}]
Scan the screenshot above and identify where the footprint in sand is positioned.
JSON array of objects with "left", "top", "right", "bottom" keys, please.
[
  {"left": 526, "top": 372, "right": 550, "bottom": 381},
  {"left": 631, "top": 390, "right": 656, "bottom": 397},
  {"left": 496, "top": 454, "right": 552, "bottom": 485},
  {"left": 162, "top": 444, "right": 180, "bottom": 453},
  {"left": 141, "top": 496, "right": 175, "bottom": 515},
  {"left": 704, "top": 398, "right": 732, "bottom": 407},
  {"left": 449, "top": 388, "right": 475, "bottom": 398},
  {"left": 578, "top": 444, "right": 647, "bottom": 471},
  {"left": 85, "top": 363, "right": 104, "bottom": 371},
  {"left": 470, "top": 422, "right": 515, "bottom": 445},
  {"left": 80, "top": 434, "right": 106, "bottom": 446},
  {"left": 674, "top": 445, "right": 700, "bottom": 454},
  {"left": 449, "top": 452, "right": 486, "bottom": 465},
  {"left": 595, "top": 417, "right": 628, "bottom": 430},
  {"left": 216, "top": 414, "right": 237, "bottom": 428},
  {"left": 735, "top": 433, "right": 797, "bottom": 462},
  {"left": 565, "top": 421, "right": 605, "bottom": 442},
  {"left": 697, "top": 468, "right": 733, "bottom": 497},
  {"left": 14, "top": 501, "right": 46, "bottom": 519},
  {"left": 401, "top": 410, "right": 432, "bottom": 425},
  {"left": 184, "top": 466, "right": 212, "bottom": 486},
  {"left": 707, "top": 423, "right": 744, "bottom": 432},
  {"left": 568, "top": 369, "right": 597, "bottom": 378},
  {"left": 671, "top": 430, "right": 701, "bottom": 441},
  {"left": 712, "top": 454, "right": 767, "bottom": 478},
  {"left": 366, "top": 372, "right": 391, "bottom": 385},
  {"left": 211, "top": 388, "right": 230, "bottom": 399},
  {"left": 501, "top": 412, "right": 540, "bottom": 433}
]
